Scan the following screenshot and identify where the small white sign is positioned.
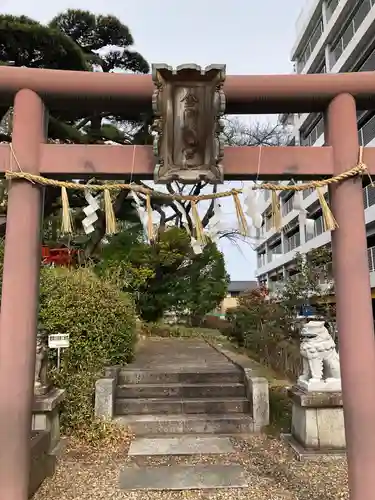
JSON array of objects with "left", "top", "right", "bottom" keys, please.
[{"left": 48, "top": 334, "right": 70, "bottom": 349}]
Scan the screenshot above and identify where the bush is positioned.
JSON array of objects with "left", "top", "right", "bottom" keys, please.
[
  {"left": 225, "top": 287, "right": 301, "bottom": 380},
  {"left": 96, "top": 228, "right": 229, "bottom": 323},
  {"left": 39, "top": 266, "right": 136, "bottom": 434},
  {"left": 268, "top": 385, "right": 292, "bottom": 432},
  {"left": 139, "top": 322, "right": 224, "bottom": 341},
  {"left": 201, "top": 315, "right": 233, "bottom": 335}
]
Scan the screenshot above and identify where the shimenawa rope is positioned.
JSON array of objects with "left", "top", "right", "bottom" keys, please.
[{"left": 4, "top": 145, "right": 369, "bottom": 236}]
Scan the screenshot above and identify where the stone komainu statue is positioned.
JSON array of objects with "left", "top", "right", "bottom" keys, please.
[
  {"left": 34, "top": 323, "right": 50, "bottom": 396},
  {"left": 298, "top": 320, "right": 341, "bottom": 391}
]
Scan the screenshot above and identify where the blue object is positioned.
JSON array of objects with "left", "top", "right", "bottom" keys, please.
[{"left": 299, "top": 304, "right": 316, "bottom": 317}]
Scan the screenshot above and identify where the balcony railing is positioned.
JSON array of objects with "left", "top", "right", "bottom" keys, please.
[
  {"left": 285, "top": 232, "right": 301, "bottom": 253},
  {"left": 303, "top": 187, "right": 315, "bottom": 199},
  {"left": 268, "top": 281, "right": 284, "bottom": 293},
  {"left": 330, "top": 0, "right": 374, "bottom": 68},
  {"left": 359, "top": 114, "right": 375, "bottom": 146},
  {"left": 300, "top": 115, "right": 324, "bottom": 146},
  {"left": 315, "top": 216, "right": 324, "bottom": 236},
  {"left": 297, "top": 18, "right": 324, "bottom": 72},
  {"left": 326, "top": 0, "right": 340, "bottom": 22},
  {"left": 303, "top": 110, "right": 375, "bottom": 152},
  {"left": 265, "top": 216, "right": 273, "bottom": 232},
  {"left": 267, "top": 244, "right": 282, "bottom": 263},
  {"left": 257, "top": 254, "right": 267, "bottom": 268},
  {"left": 257, "top": 225, "right": 266, "bottom": 240},
  {"left": 305, "top": 216, "right": 325, "bottom": 242},
  {"left": 368, "top": 246, "right": 375, "bottom": 272},
  {"left": 363, "top": 184, "right": 375, "bottom": 208},
  {"left": 282, "top": 195, "right": 295, "bottom": 216}
]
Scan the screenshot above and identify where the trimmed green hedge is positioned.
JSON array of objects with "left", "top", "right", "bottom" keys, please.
[{"left": 39, "top": 266, "right": 136, "bottom": 433}]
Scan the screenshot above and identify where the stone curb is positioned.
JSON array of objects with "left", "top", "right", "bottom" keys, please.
[
  {"left": 206, "top": 340, "right": 270, "bottom": 430},
  {"left": 95, "top": 377, "right": 116, "bottom": 420}
]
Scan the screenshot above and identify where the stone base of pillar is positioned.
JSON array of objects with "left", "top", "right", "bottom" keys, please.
[
  {"left": 29, "top": 430, "right": 56, "bottom": 498},
  {"left": 283, "top": 385, "right": 346, "bottom": 460},
  {"left": 32, "top": 387, "right": 65, "bottom": 454}
]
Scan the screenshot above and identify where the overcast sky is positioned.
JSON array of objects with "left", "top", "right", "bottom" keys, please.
[{"left": 2, "top": 0, "right": 307, "bottom": 281}]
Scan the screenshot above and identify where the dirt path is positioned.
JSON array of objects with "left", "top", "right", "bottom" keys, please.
[{"left": 34, "top": 434, "right": 348, "bottom": 500}]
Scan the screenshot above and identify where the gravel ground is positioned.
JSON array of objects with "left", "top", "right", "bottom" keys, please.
[{"left": 33, "top": 434, "right": 348, "bottom": 500}]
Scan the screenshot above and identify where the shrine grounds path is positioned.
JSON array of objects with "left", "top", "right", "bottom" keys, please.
[{"left": 34, "top": 338, "right": 349, "bottom": 500}]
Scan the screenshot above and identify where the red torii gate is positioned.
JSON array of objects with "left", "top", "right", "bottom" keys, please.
[{"left": 0, "top": 66, "right": 374, "bottom": 500}]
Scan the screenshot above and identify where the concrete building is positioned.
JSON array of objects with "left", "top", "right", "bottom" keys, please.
[
  {"left": 220, "top": 281, "right": 257, "bottom": 313},
  {"left": 255, "top": 0, "right": 375, "bottom": 299}
]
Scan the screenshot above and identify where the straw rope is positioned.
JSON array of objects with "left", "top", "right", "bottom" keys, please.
[
  {"left": 4, "top": 160, "right": 368, "bottom": 202},
  {"left": 4, "top": 145, "right": 369, "bottom": 236}
]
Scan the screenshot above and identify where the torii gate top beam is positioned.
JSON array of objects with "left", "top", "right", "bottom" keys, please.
[{"left": 1, "top": 66, "right": 375, "bottom": 115}]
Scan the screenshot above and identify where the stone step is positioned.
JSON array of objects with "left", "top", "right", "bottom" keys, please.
[
  {"left": 128, "top": 436, "right": 235, "bottom": 456},
  {"left": 116, "top": 382, "right": 246, "bottom": 399},
  {"left": 115, "top": 397, "right": 249, "bottom": 415},
  {"left": 118, "top": 368, "right": 242, "bottom": 385},
  {"left": 114, "top": 413, "right": 254, "bottom": 435},
  {"left": 119, "top": 464, "right": 248, "bottom": 490}
]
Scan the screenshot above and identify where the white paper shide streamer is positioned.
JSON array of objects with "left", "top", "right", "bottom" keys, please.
[
  {"left": 173, "top": 201, "right": 203, "bottom": 254},
  {"left": 82, "top": 190, "right": 100, "bottom": 234},
  {"left": 293, "top": 191, "right": 304, "bottom": 212},
  {"left": 243, "top": 183, "right": 263, "bottom": 229},
  {"left": 174, "top": 201, "right": 191, "bottom": 235},
  {"left": 293, "top": 191, "right": 315, "bottom": 239},
  {"left": 131, "top": 191, "right": 159, "bottom": 242},
  {"left": 206, "top": 199, "right": 226, "bottom": 243}
]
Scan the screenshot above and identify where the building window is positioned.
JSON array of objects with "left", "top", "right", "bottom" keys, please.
[
  {"left": 282, "top": 193, "right": 295, "bottom": 216},
  {"left": 285, "top": 231, "right": 300, "bottom": 253},
  {"left": 300, "top": 114, "right": 324, "bottom": 146},
  {"left": 297, "top": 18, "right": 324, "bottom": 72},
  {"left": 354, "top": 45, "right": 375, "bottom": 73},
  {"left": 368, "top": 246, "right": 375, "bottom": 272},
  {"left": 310, "top": 58, "right": 326, "bottom": 74},
  {"left": 267, "top": 242, "right": 282, "bottom": 263},
  {"left": 358, "top": 113, "right": 375, "bottom": 146},
  {"left": 265, "top": 213, "right": 273, "bottom": 232},
  {"left": 257, "top": 252, "right": 266, "bottom": 268},
  {"left": 363, "top": 183, "right": 375, "bottom": 209},
  {"left": 303, "top": 187, "right": 315, "bottom": 199},
  {"left": 326, "top": 0, "right": 340, "bottom": 22},
  {"left": 330, "top": 0, "right": 373, "bottom": 68}
]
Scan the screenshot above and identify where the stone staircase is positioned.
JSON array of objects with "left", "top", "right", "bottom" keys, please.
[
  {"left": 112, "top": 366, "right": 255, "bottom": 435},
  {"left": 95, "top": 339, "right": 269, "bottom": 491}
]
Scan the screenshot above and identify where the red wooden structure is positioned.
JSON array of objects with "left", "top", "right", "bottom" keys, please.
[{"left": 41, "top": 246, "right": 83, "bottom": 267}]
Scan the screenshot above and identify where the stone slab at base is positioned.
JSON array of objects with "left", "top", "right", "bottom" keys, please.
[
  {"left": 119, "top": 464, "right": 248, "bottom": 490},
  {"left": 297, "top": 378, "right": 341, "bottom": 392},
  {"left": 128, "top": 436, "right": 234, "bottom": 456},
  {"left": 32, "top": 387, "right": 65, "bottom": 454},
  {"left": 282, "top": 433, "right": 346, "bottom": 461},
  {"left": 288, "top": 385, "right": 345, "bottom": 452}
]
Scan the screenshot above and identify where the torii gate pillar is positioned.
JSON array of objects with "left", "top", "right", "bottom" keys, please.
[
  {"left": 326, "top": 93, "right": 375, "bottom": 499},
  {"left": 0, "top": 89, "right": 45, "bottom": 500}
]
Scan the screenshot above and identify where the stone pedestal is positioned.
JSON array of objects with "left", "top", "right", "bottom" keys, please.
[
  {"left": 32, "top": 387, "right": 65, "bottom": 454},
  {"left": 284, "top": 385, "right": 346, "bottom": 459}
]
